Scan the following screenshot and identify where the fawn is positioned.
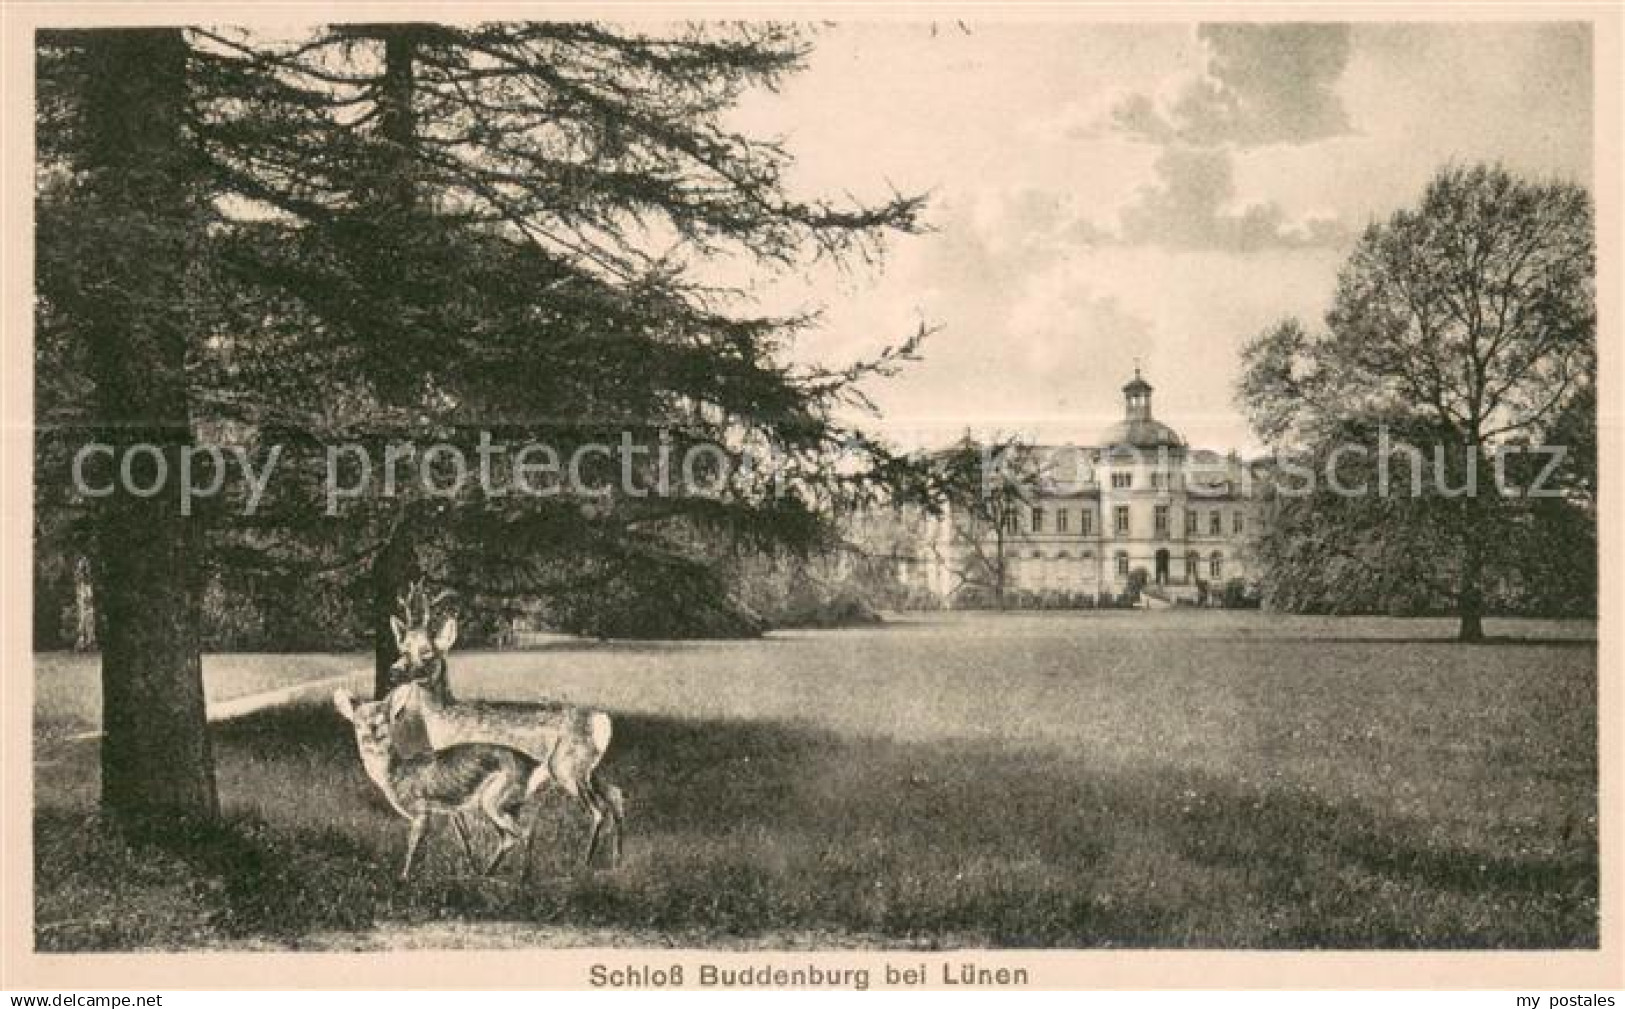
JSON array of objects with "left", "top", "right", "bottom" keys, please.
[
  {"left": 334, "top": 688, "right": 546, "bottom": 881},
  {"left": 387, "top": 582, "right": 626, "bottom": 869}
]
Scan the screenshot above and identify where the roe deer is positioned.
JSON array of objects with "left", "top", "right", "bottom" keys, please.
[
  {"left": 386, "top": 581, "right": 457, "bottom": 701},
  {"left": 334, "top": 688, "right": 546, "bottom": 881},
  {"left": 386, "top": 584, "right": 625, "bottom": 869},
  {"left": 390, "top": 680, "right": 625, "bottom": 869}
]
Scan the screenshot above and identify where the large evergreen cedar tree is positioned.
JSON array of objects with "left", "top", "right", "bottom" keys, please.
[
  {"left": 202, "top": 24, "right": 925, "bottom": 695},
  {"left": 36, "top": 29, "right": 219, "bottom": 820},
  {"left": 37, "top": 23, "right": 925, "bottom": 818},
  {"left": 1239, "top": 165, "right": 1595, "bottom": 639}
]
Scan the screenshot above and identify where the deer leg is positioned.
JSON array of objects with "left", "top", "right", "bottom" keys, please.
[
  {"left": 518, "top": 768, "right": 558, "bottom": 884},
  {"left": 578, "top": 782, "right": 607, "bottom": 868},
  {"left": 582, "top": 775, "right": 623, "bottom": 868},
  {"left": 518, "top": 802, "right": 543, "bottom": 884},
  {"left": 596, "top": 777, "right": 626, "bottom": 867},
  {"left": 484, "top": 827, "right": 517, "bottom": 875},
  {"left": 554, "top": 772, "right": 602, "bottom": 867},
  {"left": 520, "top": 765, "right": 555, "bottom": 880},
  {"left": 401, "top": 814, "right": 430, "bottom": 881},
  {"left": 450, "top": 811, "right": 478, "bottom": 871},
  {"left": 479, "top": 776, "right": 523, "bottom": 875}
]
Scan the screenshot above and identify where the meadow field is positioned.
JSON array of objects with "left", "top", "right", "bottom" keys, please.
[{"left": 33, "top": 611, "right": 1599, "bottom": 950}]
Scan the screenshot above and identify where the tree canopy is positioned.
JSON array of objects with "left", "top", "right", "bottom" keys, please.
[
  {"left": 1238, "top": 164, "right": 1595, "bottom": 637},
  {"left": 36, "top": 22, "right": 930, "bottom": 818}
]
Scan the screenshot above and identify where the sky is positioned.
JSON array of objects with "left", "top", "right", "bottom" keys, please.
[{"left": 725, "top": 21, "right": 1594, "bottom": 453}]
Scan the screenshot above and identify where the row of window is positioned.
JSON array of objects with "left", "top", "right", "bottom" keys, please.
[
  {"left": 1017, "top": 505, "right": 1245, "bottom": 537},
  {"left": 1009, "top": 550, "right": 1227, "bottom": 580},
  {"left": 1184, "top": 508, "right": 1244, "bottom": 536},
  {"left": 1112, "top": 551, "right": 1225, "bottom": 579},
  {"left": 1007, "top": 545, "right": 1222, "bottom": 578},
  {"left": 1107, "top": 471, "right": 1177, "bottom": 490}
]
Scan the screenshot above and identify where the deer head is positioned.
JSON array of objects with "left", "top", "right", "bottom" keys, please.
[
  {"left": 335, "top": 687, "right": 407, "bottom": 756},
  {"left": 388, "top": 580, "right": 457, "bottom": 701}
]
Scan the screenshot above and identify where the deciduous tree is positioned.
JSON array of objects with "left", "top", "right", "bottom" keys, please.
[{"left": 1239, "top": 164, "right": 1594, "bottom": 639}]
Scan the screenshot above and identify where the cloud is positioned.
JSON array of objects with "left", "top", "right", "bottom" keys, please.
[
  {"left": 742, "top": 22, "right": 1589, "bottom": 449},
  {"left": 962, "top": 150, "right": 1350, "bottom": 253},
  {"left": 834, "top": 188, "right": 1163, "bottom": 437},
  {"left": 1106, "top": 91, "right": 1179, "bottom": 145},
  {"left": 1112, "top": 24, "right": 1354, "bottom": 148},
  {"left": 927, "top": 187, "right": 1114, "bottom": 284},
  {"left": 1072, "top": 25, "right": 1359, "bottom": 249},
  {"left": 1115, "top": 147, "right": 1351, "bottom": 251}
]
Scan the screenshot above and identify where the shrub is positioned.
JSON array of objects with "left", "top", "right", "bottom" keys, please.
[
  {"left": 1219, "top": 578, "right": 1261, "bottom": 610},
  {"left": 546, "top": 563, "right": 767, "bottom": 640},
  {"left": 777, "top": 587, "right": 884, "bottom": 629},
  {"left": 1123, "top": 568, "right": 1149, "bottom": 605}
]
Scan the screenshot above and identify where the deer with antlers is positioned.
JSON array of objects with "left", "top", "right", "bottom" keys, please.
[
  {"left": 381, "top": 580, "right": 626, "bottom": 870},
  {"left": 386, "top": 581, "right": 459, "bottom": 701}
]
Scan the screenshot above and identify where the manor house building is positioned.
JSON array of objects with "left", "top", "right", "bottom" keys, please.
[{"left": 920, "top": 371, "right": 1258, "bottom": 603}]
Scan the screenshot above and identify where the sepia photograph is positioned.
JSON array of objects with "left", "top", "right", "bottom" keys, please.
[{"left": 4, "top": 2, "right": 1620, "bottom": 993}]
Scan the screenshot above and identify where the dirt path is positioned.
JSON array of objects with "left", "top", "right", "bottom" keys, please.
[{"left": 56, "top": 669, "right": 367, "bottom": 743}]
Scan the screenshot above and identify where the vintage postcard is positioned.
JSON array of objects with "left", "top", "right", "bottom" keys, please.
[{"left": 2, "top": 1, "right": 1620, "bottom": 993}]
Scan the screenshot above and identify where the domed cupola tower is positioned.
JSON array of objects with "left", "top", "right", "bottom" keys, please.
[
  {"left": 1099, "top": 367, "right": 1187, "bottom": 451},
  {"left": 1124, "top": 368, "right": 1153, "bottom": 421}
]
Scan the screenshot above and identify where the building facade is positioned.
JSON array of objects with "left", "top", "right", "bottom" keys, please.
[{"left": 920, "top": 371, "right": 1258, "bottom": 604}]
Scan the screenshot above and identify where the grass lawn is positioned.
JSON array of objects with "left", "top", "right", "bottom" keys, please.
[
  {"left": 33, "top": 611, "right": 1598, "bottom": 950},
  {"left": 33, "top": 651, "right": 368, "bottom": 740}
]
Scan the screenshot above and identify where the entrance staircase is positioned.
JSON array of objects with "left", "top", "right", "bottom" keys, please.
[{"left": 1143, "top": 582, "right": 1202, "bottom": 608}]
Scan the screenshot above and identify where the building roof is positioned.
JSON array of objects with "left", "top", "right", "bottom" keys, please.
[{"left": 1097, "top": 416, "right": 1187, "bottom": 450}]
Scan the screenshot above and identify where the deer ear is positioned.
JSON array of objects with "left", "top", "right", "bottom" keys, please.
[
  {"left": 333, "top": 689, "right": 356, "bottom": 722},
  {"left": 434, "top": 616, "right": 458, "bottom": 653},
  {"left": 389, "top": 616, "right": 408, "bottom": 648}
]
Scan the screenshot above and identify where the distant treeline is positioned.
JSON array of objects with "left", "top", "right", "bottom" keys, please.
[{"left": 32, "top": 539, "right": 916, "bottom": 652}]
